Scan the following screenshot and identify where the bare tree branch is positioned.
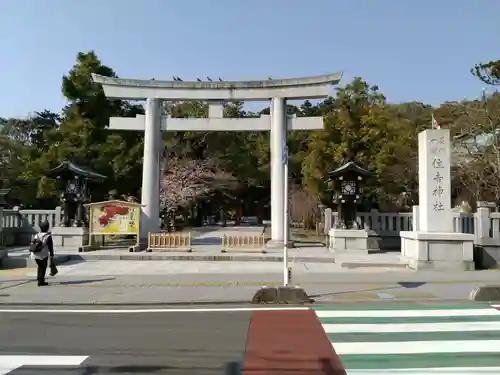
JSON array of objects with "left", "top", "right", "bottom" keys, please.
[
  {"left": 452, "top": 92, "right": 500, "bottom": 202},
  {"left": 472, "top": 60, "right": 500, "bottom": 86}
]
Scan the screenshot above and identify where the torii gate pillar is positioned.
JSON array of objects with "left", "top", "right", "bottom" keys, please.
[
  {"left": 269, "top": 97, "right": 286, "bottom": 246},
  {"left": 141, "top": 98, "right": 162, "bottom": 237}
]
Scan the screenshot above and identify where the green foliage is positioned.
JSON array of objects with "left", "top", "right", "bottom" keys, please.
[
  {"left": 302, "top": 78, "right": 394, "bottom": 201},
  {"left": 472, "top": 60, "right": 500, "bottom": 86},
  {"left": 2, "top": 52, "right": 499, "bottom": 210}
]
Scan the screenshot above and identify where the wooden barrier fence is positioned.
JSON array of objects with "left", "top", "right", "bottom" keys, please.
[
  {"left": 147, "top": 232, "right": 192, "bottom": 252},
  {"left": 222, "top": 233, "right": 266, "bottom": 253}
]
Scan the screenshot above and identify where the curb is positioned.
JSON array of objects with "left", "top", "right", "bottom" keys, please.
[
  {"left": 1, "top": 278, "right": 499, "bottom": 285},
  {"left": 0, "top": 300, "right": 253, "bottom": 306},
  {"left": 0, "top": 298, "right": 479, "bottom": 307},
  {"left": 65, "top": 254, "right": 335, "bottom": 263}
]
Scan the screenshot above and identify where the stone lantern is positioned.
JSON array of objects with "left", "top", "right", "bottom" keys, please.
[
  {"left": 49, "top": 160, "right": 106, "bottom": 252},
  {"left": 50, "top": 160, "right": 106, "bottom": 228},
  {"left": 326, "top": 160, "right": 373, "bottom": 253},
  {"left": 327, "top": 161, "right": 371, "bottom": 229}
]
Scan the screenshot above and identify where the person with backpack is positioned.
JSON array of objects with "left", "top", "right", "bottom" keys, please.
[{"left": 29, "top": 221, "right": 57, "bottom": 286}]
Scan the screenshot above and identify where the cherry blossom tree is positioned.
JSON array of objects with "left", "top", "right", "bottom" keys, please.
[{"left": 159, "top": 157, "right": 236, "bottom": 212}]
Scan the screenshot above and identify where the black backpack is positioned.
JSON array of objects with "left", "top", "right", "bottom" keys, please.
[{"left": 29, "top": 234, "right": 48, "bottom": 253}]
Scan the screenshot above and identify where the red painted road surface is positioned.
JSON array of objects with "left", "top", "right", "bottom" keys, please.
[{"left": 242, "top": 309, "right": 346, "bottom": 375}]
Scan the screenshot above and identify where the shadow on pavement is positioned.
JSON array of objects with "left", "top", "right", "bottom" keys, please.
[
  {"left": 53, "top": 259, "right": 81, "bottom": 266},
  {"left": 398, "top": 282, "right": 426, "bottom": 288},
  {"left": 23, "top": 364, "right": 239, "bottom": 374},
  {"left": 309, "top": 282, "right": 428, "bottom": 298},
  {"left": 0, "top": 279, "right": 34, "bottom": 291},
  {"left": 57, "top": 277, "right": 116, "bottom": 286},
  {"left": 192, "top": 237, "right": 222, "bottom": 246},
  {"left": 293, "top": 241, "right": 326, "bottom": 247},
  {"left": 0, "top": 278, "right": 33, "bottom": 283}
]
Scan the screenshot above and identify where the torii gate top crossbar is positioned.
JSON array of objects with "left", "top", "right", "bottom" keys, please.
[{"left": 91, "top": 72, "right": 343, "bottom": 101}]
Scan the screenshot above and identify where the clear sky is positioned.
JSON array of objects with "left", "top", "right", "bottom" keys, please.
[{"left": 1, "top": 0, "right": 498, "bottom": 118}]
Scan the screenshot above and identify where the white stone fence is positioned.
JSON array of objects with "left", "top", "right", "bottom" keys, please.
[
  {"left": 323, "top": 208, "right": 476, "bottom": 233},
  {"left": 324, "top": 208, "right": 478, "bottom": 247},
  {"left": 323, "top": 207, "right": 500, "bottom": 265},
  {"left": 1, "top": 205, "right": 499, "bottom": 247},
  {"left": 0, "top": 207, "right": 62, "bottom": 246}
]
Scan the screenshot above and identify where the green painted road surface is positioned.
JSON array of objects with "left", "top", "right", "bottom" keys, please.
[{"left": 314, "top": 303, "right": 500, "bottom": 374}]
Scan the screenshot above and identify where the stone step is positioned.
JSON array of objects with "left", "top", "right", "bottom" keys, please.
[
  {"left": 0, "top": 254, "right": 72, "bottom": 269},
  {"left": 340, "top": 261, "right": 408, "bottom": 269},
  {"left": 63, "top": 252, "right": 335, "bottom": 263}
]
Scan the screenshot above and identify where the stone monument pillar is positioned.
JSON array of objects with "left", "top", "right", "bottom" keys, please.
[
  {"left": 417, "top": 130, "right": 453, "bottom": 232},
  {"left": 400, "top": 129, "right": 475, "bottom": 270}
]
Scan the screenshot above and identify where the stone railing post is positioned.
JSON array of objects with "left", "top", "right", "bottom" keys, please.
[
  {"left": 412, "top": 205, "right": 419, "bottom": 232},
  {"left": 0, "top": 207, "right": 3, "bottom": 247},
  {"left": 54, "top": 206, "right": 62, "bottom": 227},
  {"left": 370, "top": 209, "right": 380, "bottom": 231},
  {"left": 324, "top": 208, "right": 332, "bottom": 234},
  {"left": 474, "top": 207, "right": 490, "bottom": 241}
]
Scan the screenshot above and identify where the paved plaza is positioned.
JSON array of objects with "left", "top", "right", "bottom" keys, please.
[{"left": 0, "top": 257, "right": 499, "bottom": 305}]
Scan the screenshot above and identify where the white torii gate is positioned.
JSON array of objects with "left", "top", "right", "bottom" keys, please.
[{"left": 92, "top": 72, "right": 342, "bottom": 246}]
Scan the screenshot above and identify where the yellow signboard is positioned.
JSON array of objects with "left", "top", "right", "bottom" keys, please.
[{"left": 88, "top": 200, "right": 141, "bottom": 235}]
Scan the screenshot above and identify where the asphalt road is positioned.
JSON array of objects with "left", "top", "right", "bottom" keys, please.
[{"left": 0, "top": 309, "right": 253, "bottom": 374}]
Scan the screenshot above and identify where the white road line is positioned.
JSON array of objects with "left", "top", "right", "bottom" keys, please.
[
  {"left": 0, "top": 355, "right": 89, "bottom": 374},
  {"left": 1, "top": 305, "right": 496, "bottom": 315},
  {"left": 0, "top": 367, "right": 17, "bottom": 375},
  {"left": 322, "top": 321, "right": 500, "bottom": 333},
  {"left": 0, "top": 307, "right": 309, "bottom": 314},
  {"left": 0, "top": 356, "right": 88, "bottom": 374},
  {"left": 0, "top": 356, "right": 88, "bottom": 366},
  {"left": 316, "top": 308, "right": 500, "bottom": 318},
  {"left": 346, "top": 368, "right": 500, "bottom": 375},
  {"left": 333, "top": 340, "right": 500, "bottom": 355}
]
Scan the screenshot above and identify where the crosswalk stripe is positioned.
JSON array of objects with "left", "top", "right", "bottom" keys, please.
[
  {"left": 346, "top": 368, "right": 500, "bottom": 374},
  {"left": 315, "top": 304, "right": 500, "bottom": 372},
  {"left": 314, "top": 303, "right": 491, "bottom": 311},
  {"left": 323, "top": 321, "right": 500, "bottom": 333},
  {"left": 316, "top": 308, "right": 500, "bottom": 318},
  {"left": 333, "top": 340, "right": 500, "bottom": 355}
]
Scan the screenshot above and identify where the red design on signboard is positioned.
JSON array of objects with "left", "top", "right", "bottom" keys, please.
[{"left": 98, "top": 205, "right": 130, "bottom": 227}]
